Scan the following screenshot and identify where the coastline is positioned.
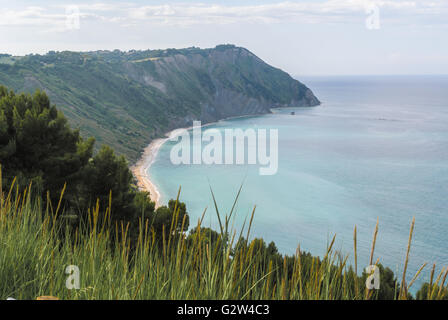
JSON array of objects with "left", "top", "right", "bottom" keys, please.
[
  {"left": 131, "top": 128, "right": 189, "bottom": 208},
  {"left": 130, "top": 112, "right": 274, "bottom": 207}
]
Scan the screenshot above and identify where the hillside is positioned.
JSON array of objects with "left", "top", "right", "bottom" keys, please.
[{"left": 0, "top": 45, "right": 319, "bottom": 162}]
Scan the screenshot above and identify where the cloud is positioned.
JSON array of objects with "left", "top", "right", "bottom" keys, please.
[
  {"left": 0, "top": 6, "right": 64, "bottom": 27},
  {"left": 0, "top": 5, "right": 105, "bottom": 32},
  {"left": 0, "top": 1, "right": 447, "bottom": 31},
  {"left": 97, "top": 1, "right": 448, "bottom": 27}
]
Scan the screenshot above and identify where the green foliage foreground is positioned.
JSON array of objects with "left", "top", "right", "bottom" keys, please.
[
  {"left": 1, "top": 85, "right": 446, "bottom": 300},
  {"left": 0, "top": 85, "right": 188, "bottom": 234},
  {"left": 1, "top": 177, "right": 447, "bottom": 300}
]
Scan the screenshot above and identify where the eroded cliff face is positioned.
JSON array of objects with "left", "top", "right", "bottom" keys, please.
[
  {"left": 0, "top": 45, "right": 319, "bottom": 161},
  {"left": 200, "top": 87, "right": 271, "bottom": 123},
  {"left": 125, "top": 45, "right": 320, "bottom": 125}
]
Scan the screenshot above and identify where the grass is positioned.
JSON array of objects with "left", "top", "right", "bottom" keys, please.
[{"left": 1, "top": 176, "right": 447, "bottom": 300}]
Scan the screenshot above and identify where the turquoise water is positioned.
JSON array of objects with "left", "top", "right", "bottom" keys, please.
[{"left": 150, "top": 75, "right": 448, "bottom": 290}]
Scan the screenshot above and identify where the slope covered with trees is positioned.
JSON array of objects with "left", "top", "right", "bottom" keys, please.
[
  {"left": 0, "top": 45, "right": 319, "bottom": 161},
  {"left": 0, "top": 87, "right": 443, "bottom": 300},
  {"left": 0, "top": 86, "right": 187, "bottom": 232}
]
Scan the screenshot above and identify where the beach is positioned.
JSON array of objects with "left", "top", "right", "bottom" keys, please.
[
  {"left": 131, "top": 115, "right": 263, "bottom": 208},
  {"left": 131, "top": 112, "right": 276, "bottom": 208},
  {"left": 131, "top": 128, "right": 189, "bottom": 208}
]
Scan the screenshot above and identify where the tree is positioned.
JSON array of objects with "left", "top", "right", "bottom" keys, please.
[
  {"left": 360, "top": 264, "right": 398, "bottom": 300},
  {"left": 151, "top": 199, "right": 189, "bottom": 236},
  {"left": 0, "top": 86, "right": 94, "bottom": 202},
  {"left": 416, "top": 282, "right": 448, "bottom": 300},
  {"left": 187, "top": 227, "right": 221, "bottom": 247},
  {"left": 79, "top": 145, "right": 136, "bottom": 222},
  {"left": 0, "top": 86, "right": 190, "bottom": 242},
  {"left": 133, "top": 190, "right": 156, "bottom": 220}
]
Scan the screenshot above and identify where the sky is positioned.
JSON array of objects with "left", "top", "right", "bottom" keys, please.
[{"left": 0, "top": 0, "right": 447, "bottom": 75}]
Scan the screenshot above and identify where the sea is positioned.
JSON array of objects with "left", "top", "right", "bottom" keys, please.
[{"left": 149, "top": 75, "right": 448, "bottom": 291}]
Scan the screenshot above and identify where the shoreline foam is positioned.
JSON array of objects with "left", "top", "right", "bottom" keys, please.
[
  {"left": 131, "top": 128, "right": 189, "bottom": 208},
  {"left": 131, "top": 113, "right": 268, "bottom": 207}
]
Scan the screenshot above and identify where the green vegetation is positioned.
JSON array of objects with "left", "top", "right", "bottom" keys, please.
[
  {"left": 0, "top": 86, "right": 185, "bottom": 232},
  {"left": 0, "top": 77, "right": 443, "bottom": 301},
  {"left": 0, "top": 174, "right": 446, "bottom": 300},
  {"left": 0, "top": 54, "right": 21, "bottom": 66},
  {"left": 0, "top": 45, "right": 319, "bottom": 162}
]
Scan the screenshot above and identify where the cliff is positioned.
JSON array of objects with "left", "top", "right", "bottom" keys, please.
[{"left": 0, "top": 45, "right": 319, "bottom": 161}]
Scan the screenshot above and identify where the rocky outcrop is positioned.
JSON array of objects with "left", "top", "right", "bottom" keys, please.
[{"left": 131, "top": 45, "right": 320, "bottom": 124}]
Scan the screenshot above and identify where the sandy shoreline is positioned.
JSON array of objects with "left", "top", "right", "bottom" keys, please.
[
  {"left": 131, "top": 128, "right": 189, "bottom": 208},
  {"left": 131, "top": 113, "right": 266, "bottom": 208}
]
